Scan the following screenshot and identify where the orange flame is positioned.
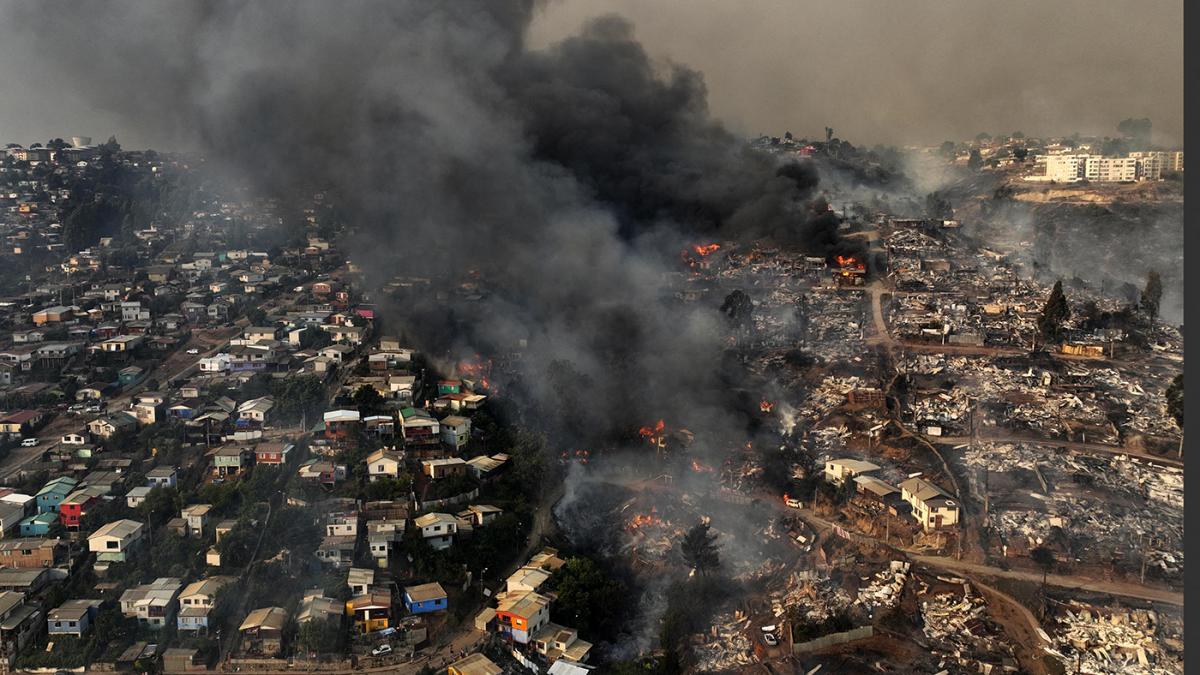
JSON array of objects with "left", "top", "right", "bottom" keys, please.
[
  {"left": 638, "top": 419, "right": 666, "bottom": 438},
  {"left": 691, "top": 460, "right": 715, "bottom": 473},
  {"left": 835, "top": 255, "right": 864, "bottom": 270},
  {"left": 693, "top": 243, "right": 721, "bottom": 256},
  {"left": 760, "top": 399, "right": 774, "bottom": 413},
  {"left": 628, "top": 510, "right": 663, "bottom": 529}
]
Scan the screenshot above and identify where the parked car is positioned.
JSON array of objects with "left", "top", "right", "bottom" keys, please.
[
  {"left": 762, "top": 632, "right": 778, "bottom": 646},
  {"left": 784, "top": 497, "right": 803, "bottom": 509},
  {"left": 186, "top": 348, "right": 200, "bottom": 355},
  {"left": 371, "top": 644, "right": 392, "bottom": 657},
  {"left": 20, "top": 438, "right": 39, "bottom": 447}
]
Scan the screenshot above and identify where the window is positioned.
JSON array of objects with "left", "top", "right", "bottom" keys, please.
[{"left": 106, "top": 541, "right": 118, "bottom": 549}]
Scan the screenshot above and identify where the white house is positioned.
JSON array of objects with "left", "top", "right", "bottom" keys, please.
[
  {"left": 88, "top": 519, "right": 145, "bottom": 563},
  {"left": 365, "top": 448, "right": 404, "bottom": 482},
  {"left": 898, "top": 477, "right": 960, "bottom": 531},
  {"left": 413, "top": 512, "right": 457, "bottom": 551}
]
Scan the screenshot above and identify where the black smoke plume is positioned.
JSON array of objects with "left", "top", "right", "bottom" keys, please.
[{"left": 3, "top": 0, "right": 840, "bottom": 444}]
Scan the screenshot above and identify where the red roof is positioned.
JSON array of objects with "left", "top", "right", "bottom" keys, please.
[{"left": 0, "top": 410, "right": 40, "bottom": 424}]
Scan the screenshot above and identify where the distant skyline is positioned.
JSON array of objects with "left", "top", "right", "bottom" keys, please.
[{"left": 0, "top": 0, "right": 1183, "bottom": 150}]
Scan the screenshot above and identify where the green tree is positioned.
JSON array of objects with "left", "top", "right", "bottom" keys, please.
[
  {"left": 938, "top": 140, "right": 956, "bottom": 158},
  {"left": 974, "top": 132, "right": 991, "bottom": 142},
  {"left": 679, "top": 521, "right": 720, "bottom": 576},
  {"left": 967, "top": 149, "right": 983, "bottom": 170},
  {"left": 1013, "top": 146, "right": 1029, "bottom": 162},
  {"left": 550, "top": 557, "right": 627, "bottom": 639},
  {"left": 352, "top": 385, "right": 385, "bottom": 415},
  {"left": 1037, "top": 280, "right": 1071, "bottom": 345},
  {"left": 296, "top": 616, "right": 344, "bottom": 655},
  {"left": 1140, "top": 271, "right": 1163, "bottom": 322}
]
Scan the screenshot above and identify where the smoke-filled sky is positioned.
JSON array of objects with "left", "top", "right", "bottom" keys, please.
[
  {"left": 528, "top": 0, "right": 1184, "bottom": 147},
  {"left": 0, "top": 0, "right": 1182, "bottom": 149}
]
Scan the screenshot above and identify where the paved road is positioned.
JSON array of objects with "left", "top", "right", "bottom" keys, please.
[
  {"left": 909, "top": 554, "right": 1183, "bottom": 606},
  {"left": 935, "top": 433, "right": 1183, "bottom": 468}
]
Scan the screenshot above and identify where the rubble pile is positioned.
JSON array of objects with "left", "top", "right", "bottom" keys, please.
[
  {"left": 1050, "top": 605, "right": 1182, "bottom": 675},
  {"left": 853, "top": 561, "right": 909, "bottom": 614},
  {"left": 692, "top": 610, "right": 755, "bottom": 671},
  {"left": 769, "top": 572, "right": 853, "bottom": 624},
  {"left": 799, "top": 376, "right": 866, "bottom": 423},
  {"left": 967, "top": 443, "right": 1183, "bottom": 571},
  {"left": 920, "top": 584, "right": 1017, "bottom": 672}
]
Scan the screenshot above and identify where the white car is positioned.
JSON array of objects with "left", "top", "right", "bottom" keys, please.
[
  {"left": 784, "top": 497, "right": 803, "bottom": 509},
  {"left": 186, "top": 348, "right": 200, "bottom": 355},
  {"left": 20, "top": 438, "right": 39, "bottom": 447},
  {"left": 371, "top": 644, "right": 392, "bottom": 657},
  {"left": 762, "top": 632, "right": 778, "bottom": 646}
]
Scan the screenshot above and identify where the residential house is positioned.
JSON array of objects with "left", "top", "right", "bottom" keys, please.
[
  {"left": 421, "top": 457, "right": 468, "bottom": 481},
  {"left": 212, "top": 445, "right": 251, "bottom": 478},
  {"left": 59, "top": 486, "right": 105, "bottom": 529},
  {"left": 440, "top": 415, "right": 471, "bottom": 451},
  {"left": 316, "top": 536, "right": 356, "bottom": 568},
  {"left": 465, "top": 454, "right": 508, "bottom": 480},
  {"left": 181, "top": 504, "right": 212, "bottom": 537},
  {"left": 17, "top": 513, "right": 57, "bottom": 538},
  {"left": 87, "top": 412, "right": 138, "bottom": 439},
  {"left": 298, "top": 459, "right": 345, "bottom": 486},
  {"left": 126, "top": 486, "right": 152, "bottom": 508},
  {"left": 237, "top": 396, "right": 274, "bottom": 425},
  {"left": 0, "top": 539, "right": 58, "bottom": 570},
  {"left": 31, "top": 306, "right": 71, "bottom": 325},
  {"left": 0, "top": 568, "right": 50, "bottom": 596},
  {"left": 532, "top": 623, "right": 594, "bottom": 664},
  {"left": 254, "top": 442, "right": 293, "bottom": 465},
  {"left": 403, "top": 582, "right": 447, "bottom": 615},
  {"left": 0, "top": 411, "right": 43, "bottom": 436},
  {"left": 119, "top": 577, "right": 183, "bottom": 628},
  {"left": 823, "top": 458, "right": 881, "bottom": 484},
  {"left": 462, "top": 504, "right": 502, "bottom": 527},
  {"left": 48, "top": 599, "right": 99, "bottom": 637},
  {"left": 495, "top": 591, "right": 551, "bottom": 644},
  {"left": 177, "top": 576, "right": 234, "bottom": 633},
  {"left": 365, "top": 448, "right": 404, "bottom": 482},
  {"left": 147, "top": 466, "right": 178, "bottom": 489},
  {"left": 0, "top": 591, "right": 40, "bottom": 665},
  {"left": 366, "top": 519, "right": 405, "bottom": 568},
  {"left": 323, "top": 409, "right": 360, "bottom": 439},
  {"left": 35, "top": 476, "right": 78, "bottom": 514},
  {"left": 346, "top": 591, "right": 391, "bottom": 634},
  {"left": 506, "top": 566, "right": 553, "bottom": 595},
  {"left": 88, "top": 519, "right": 145, "bottom": 563},
  {"left": 239, "top": 607, "right": 289, "bottom": 656},
  {"left": 347, "top": 568, "right": 374, "bottom": 597},
  {"left": 899, "top": 477, "right": 960, "bottom": 531},
  {"left": 296, "top": 590, "right": 342, "bottom": 626},
  {"left": 61, "top": 432, "right": 86, "bottom": 445},
  {"left": 400, "top": 408, "right": 439, "bottom": 449},
  {"left": 414, "top": 513, "right": 457, "bottom": 551}
]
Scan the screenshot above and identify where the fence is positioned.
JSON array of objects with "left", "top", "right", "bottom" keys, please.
[{"left": 417, "top": 487, "right": 479, "bottom": 510}]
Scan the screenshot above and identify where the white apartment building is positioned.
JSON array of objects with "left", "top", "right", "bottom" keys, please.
[{"left": 1083, "top": 156, "right": 1138, "bottom": 182}]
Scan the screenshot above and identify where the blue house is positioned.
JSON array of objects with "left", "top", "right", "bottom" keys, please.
[
  {"left": 19, "top": 512, "right": 57, "bottom": 537},
  {"left": 48, "top": 599, "right": 99, "bottom": 637},
  {"left": 403, "top": 582, "right": 447, "bottom": 614},
  {"left": 35, "top": 477, "right": 78, "bottom": 515}
]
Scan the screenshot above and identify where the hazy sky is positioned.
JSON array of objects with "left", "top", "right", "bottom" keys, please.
[
  {"left": 0, "top": 0, "right": 1183, "bottom": 149},
  {"left": 529, "top": 0, "right": 1184, "bottom": 147}
]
